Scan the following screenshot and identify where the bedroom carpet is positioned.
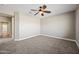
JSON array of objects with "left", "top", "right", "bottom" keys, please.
[{"left": 0, "top": 35, "right": 79, "bottom": 54}]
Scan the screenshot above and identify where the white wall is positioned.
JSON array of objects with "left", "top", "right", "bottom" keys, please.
[
  {"left": 14, "top": 12, "right": 19, "bottom": 39},
  {"left": 17, "top": 12, "right": 40, "bottom": 40},
  {"left": 41, "top": 11, "right": 75, "bottom": 40},
  {"left": 76, "top": 9, "right": 79, "bottom": 43},
  {"left": 14, "top": 11, "right": 75, "bottom": 41}
]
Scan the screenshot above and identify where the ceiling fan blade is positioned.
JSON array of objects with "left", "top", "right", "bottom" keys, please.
[
  {"left": 31, "top": 9, "right": 38, "bottom": 11},
  {"left": 44, "top": 11, "right": 51, "bottom": 13},
  {"left": 34, "top": 12, "right": 39, "bottom": 15}
]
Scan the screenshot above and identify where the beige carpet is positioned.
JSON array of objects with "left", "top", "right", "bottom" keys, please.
[{"left": 0, "top": 35, "right": 79, "bottom": 54}]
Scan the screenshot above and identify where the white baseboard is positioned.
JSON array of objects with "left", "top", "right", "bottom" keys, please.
[
  {"left": 14, "top": 34, "right": 79, "bottom": 48},
  {"left": 40, "top": 34, "right": 79, "bottom": 48},
  {"left": 75, "top": 40, "right": 79, "bottom": 48},
  {"left": 15, "top": 34, "right": 76, "bottom": 42},
  {"left": 15, "top": 34, "right": 40, "bottom": 41},
  {"left": 40, "top": 34, "right": 75, "bottom": 42}
]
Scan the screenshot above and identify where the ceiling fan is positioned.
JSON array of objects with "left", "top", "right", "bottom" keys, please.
[{"left": 30, "top": 5, "right": 51, "bottom": 16}]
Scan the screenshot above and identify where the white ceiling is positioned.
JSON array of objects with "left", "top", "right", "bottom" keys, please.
[{"left": 0, "top": 4, "right": 77, "bottom": 18}]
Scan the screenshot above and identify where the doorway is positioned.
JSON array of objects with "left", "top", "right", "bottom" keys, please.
[{"left": 0, "top": 17, "right": 12, "bottom": 38}]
